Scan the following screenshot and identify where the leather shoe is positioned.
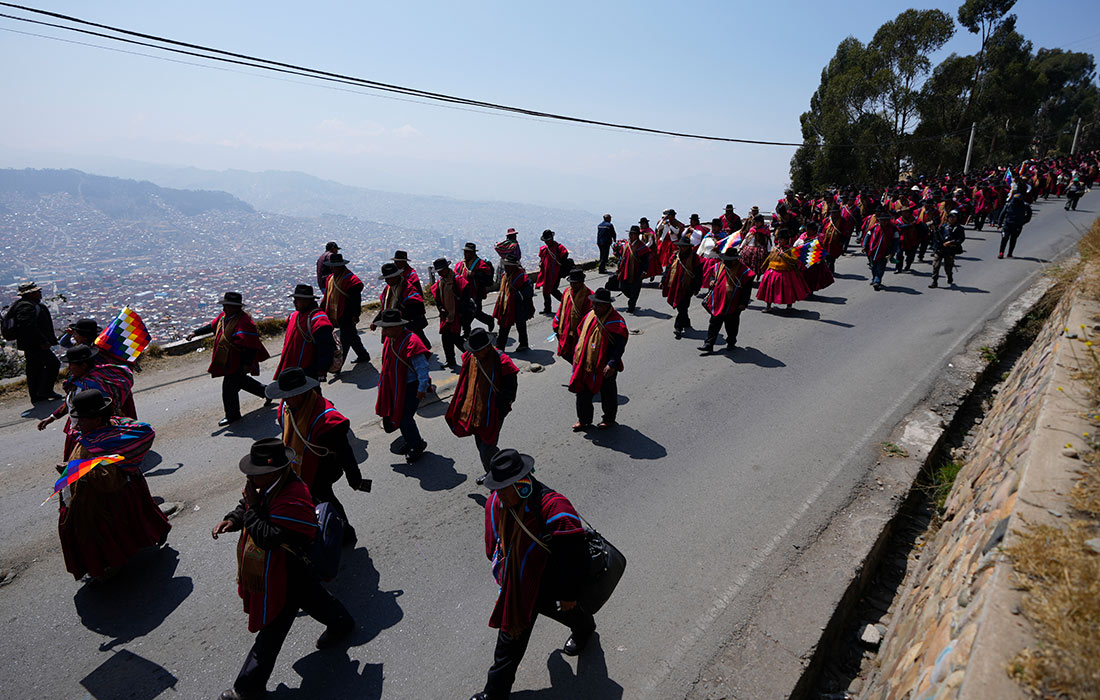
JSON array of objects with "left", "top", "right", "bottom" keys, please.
[
  {"left": 563, "top": 629, "right": 594, "bottom": 656},
  {"left": 316, "top": 617, "right": 355, "bottom": 649},
  {"left": 571, "top": 422, "right": 590, "bottom": 432},
  {"left": 468, "top": 693, "right": 490, "bottom": 700},
  {"left": 219, "top": 688, "right": 265, "bottom": 700},
  {"left": 217, "top": 416, "right": 240, "bottom": 427}
]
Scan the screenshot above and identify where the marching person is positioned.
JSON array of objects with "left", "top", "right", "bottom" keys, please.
[
  {"left": 552, "top": 269, "right": 592, "bottom": 362},
  {"left": 536, "top": 230, "right": 570, "bottom": 315},
  {"left": 57, "top": 389, "right": 169, "bottom": 581},
  {"left": 495, "top": 227, "right": 522, "bottom": 262},
  {"left": 373, "top": 262, "right": 430, "bottom": 349},
  {"left": 59, "top": 318, "right": 131, "bottom": 367},
  {"left": 928, "top": 210, "right": 966, "bottom": 289},
  {"left": 997, "top": 192, "right": 1033, "bottom": 259},
  {"left": 267, "top": 367, "right": 368, "bottom": 546},
  {"left": 8, "top": 281, "right": 61, "bottom": 406},
  {"left": 661, "top": 238, "right": 703, "bottom": 339},
  {"left": 700, "top": 246, "right": 754, "bottom": 354},
  {"left": 596, "top": 214, "right": 616, "bottom": 274},
  {"left": 375, "top": 309, "right": 433, "bottom": 463},
  {"left": 568, "top": 287, "right": 628, "bottom": 431},
  {"left": 392, "top": 250, "right": 424, "bottom": 295},
  {"left": 614, "top": 225, "right": 651, "bottom": 314},
  {"left": 38, "top": 344, "right": 136, "bottom": 457},
  {"left": 456, "top": 242, "right": 496, "bottom": 333},
  {"left": 320, "top": 253, "right": 370, "bottom": 366},
  {"left": 655, "top": 209, "right": 684, "bottom": 269},
  {"left": 430, "top": 257, "right": 474, "bottom": 368},
  {"left": 316, "top": 241, "right": 340, "bottom": 289},
  {"left": 862, "top": 213, "right": 896, "bottom": 291},
  {"left": 756, "top": 230, "right": 811, "bottom": 311},
  {"left": 493, "top": 255, "right": 534, "bottom": 353},
  {"left": 274, "top": 285, "right": 335, "bottom": 382},
  {"left": 188, "top": 292, "right": 271, "bottom": 427},
  {"left": 638, "top": 217, "right": 663, "bottom": 281},
  {"left": 469, "top": 449, "right": 596, "bottom": 700},
  {"left": 444, "top": 328, "right": 520, "bottom": 478},
  {"left": 212, "top": 438, "right": 355, "bottom": 700}
]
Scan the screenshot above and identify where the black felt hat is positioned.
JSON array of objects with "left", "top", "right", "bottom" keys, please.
[
  {"left": 323, "top": 253, "right": 350, "bottom": 268},
  {"left": 592, "top": 287, "right": 616, "bottom": 304},
  {"left": 221, "top": 291, "right": 244, "bottom": 306},
  {"left": 290, "top": 284, "right": 318, "bottom": 299},
  {"left": 379, "top": 262, "right": 402, "bottom": 280},
  {"left": 433, "top": 257, "right": 450, "bottom": 271},
  {"left": 392, "top": 250, "right": 409, "bottom": 262},
  {"left": 265, "top": 366, "right": 320, "bottom": 400},
  {"left": 481, "top": 448, "right": 535, "bottom": 490},
  {"left": 375, "top": 309, "right": 407, "bottom": 327},
  {"left": 68, "top": 388, "right": 112, "bottom": 419},
  {"left": 325, "top": 241, "right": 340, "bottom": 251},
  {"left": 463, "top": 242, "right": 478, "bottom": 252},
  {"left": 62, "top": 344, "right": 99, "bottom": 364},
  {"left": 70, "top": 318, "right": 102, "bottom": 337},
  {"left": 628, "top": 225, "right": 641, "bottom": 234},
  {"left": 465, "top": 327, "right": 494, "bottom": 353},
  {"left": 567, "top": 269, "right": 586, "bottom": 282},
  {"left": 239, "top": 438, "right": 295, "bottom": 476}
]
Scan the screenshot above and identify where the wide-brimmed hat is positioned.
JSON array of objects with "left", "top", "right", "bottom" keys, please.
[
  {"left": 62, "top": 344, "right": 99, "bottom": 364},
  {"left": 674, "top": 237, "right": 694, "bottom": 247},
  {"left": 239, "top": 437, "right": 295, "bottom": 476},
  {"left": 17, "top": 282, "right": 41, "bottom": 296},
  {"left": 324, "top": 253, "right": 350, "bottom": 268},
  {"left": 375, "top": 309, "right": 407, "bottom": 327},
  {"left": 540, "top": 229, "right": 555, "bottom": 241},
  {"left": 433, "top": 257, "right": 450, "bottom": 271},
  {"left": 290, "top": 284, "right": 318, "bottom": 299},
  {"left": 265, "top": 366, "right": 320, "bottom": 400},
  {"left": 481, "top": 448, "right": 535, "bottom": 490},
  {"left": 502, "top": 255, "right": 521, "bottom": 267},
  {"left": 505, "top": 228, "right": 519, "bottom": 237},
  {"left": 69, "top": 388, "right": 112, "bottom": 419},
  {"left": 392, "top": 250, "right": 409, "bottom": 262},
  {"left": 639, "top": 217, "right": 650, "bottom": 224},
  {"left": 724, "top": 204, "right": 735, "bottom": 211},
  {"left": 628, "top": 225, "right": 641, "bottom": 234},
  {"left": 592, "top": 287, "right": 616, "bottom": 304},
  {"left": 70, "top": 318, "right": 102, "bottom": 337},
  {"left": 567, "top": 269, "right": 586, "bottom": 282},
  {"left": 221, "top": 291, "right": 244, "bottom": 306},
  {"left": 718, "top": 247, "right": 741, "bottom": 261},
  {"left": 465, "top": 327, "right": 494, "bottom": 353},
  {"left": 379, "top": 262, "right": 402, "bottom": 280},
  {"left": 463, "top": 242, "right": 478, "bottom": 252}
]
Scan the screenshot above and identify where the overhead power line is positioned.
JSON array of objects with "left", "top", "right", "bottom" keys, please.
[{"left": 0, "top": 2, "right": 973, "bottom": 149}]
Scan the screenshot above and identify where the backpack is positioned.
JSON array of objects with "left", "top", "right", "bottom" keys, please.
[
  {"left": 285, "top": 502, "right": 345, "bottom": 581},
  {"left": 2, "top": 303, "right": 22, "bottom": 341}
]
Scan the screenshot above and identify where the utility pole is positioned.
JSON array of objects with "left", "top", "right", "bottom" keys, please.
[
  {"left": 963, "top": 122, "right": 977, "bottom": 174},
  {"left": 1070, "top": 117, "right": 1082, "bottom": 155}
]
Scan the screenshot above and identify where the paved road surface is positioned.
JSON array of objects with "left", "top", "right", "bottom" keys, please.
[{"left": 0, "top": 199, "right": 1093, "bottom": 700}]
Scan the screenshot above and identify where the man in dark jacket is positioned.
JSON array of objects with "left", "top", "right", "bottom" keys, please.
[
  {"left": 470, "top": 450, "right": 596, "bottom": 700},
  {"left": 316, "top": 241, "right": 339, "bottom": 289},
  {"left": 997, "top": 193, "right": 1032, "bottom": 259},
  {"left": 212, "top": 438, "right": 355, "bottom": 700},
  {"left": 9, "top": 281, "right": 61, "bottom": 404},
  {"left": 929, "top": 210, "right": 966, "bottom": 289},
  {"left": 596, "top": 214, "right": 616, "bottom": 274}
]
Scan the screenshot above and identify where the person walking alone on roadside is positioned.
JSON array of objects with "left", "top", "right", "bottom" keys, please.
[
  {"left": 189, "top": 292, "right": 271, "bottom": 427},
  {"left": 213, "top": 438, "right": 355, "bottom": 700},
  {"left": 596, "top": 214, "right": 616, "bottom": 274},
  {"left": 928, "top": 210, "right": 966, "bottom": 289},
  {"left": 6, "top": 281, "right": 61, "bottom": 408},
  {"left": 468, "top": 449, "right": 596, "bottom": 700},
  {"left": 997, "top": 193, "right": 1032, "bottom": 259}
]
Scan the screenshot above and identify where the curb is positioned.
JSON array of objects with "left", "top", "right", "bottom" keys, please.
[{"left": 686, "top": 268, "right": 1060, "bottom": 700}]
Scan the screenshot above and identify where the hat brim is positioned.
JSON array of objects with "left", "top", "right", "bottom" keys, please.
[
  {"left": 464, "top": 334, "right": 496, "bottom": 354},
  {"left": 323, "top": 260, "right": 348, "bottom": 268},
  {"left": 718, "top": 251, "right": 740, "bottom": 260},
  {"left": 63, "top": 346, "right": 100, "bottom": 363},
  {"left": 375, "top": 318, "right": 407, "bottom": 328},
  {"left": 481, "top": 453, "right": 535, "bottom": 490},
  {"left": 238, "top": 446, "right": 296, "bottom": 476},
  {"left": 378, "top": 272, "right": 402, "bottom": 280},
  {"left": 69, "top": 395, "right": 113, "bottom": 418},
  {"left": 19, "top": 286, "right": 41, "bottom": 296},
  {"left": 221, "top": 300, "right": 244, "bottom": 306},
  {"left": 673, "top": 239, "right": 694, "bottom": 246},
  {"left": 290, "top": 292, "right": 318, "bottom": 299},
  {"left": 264, "top": 375, "right": 320, "bottom": 400}
]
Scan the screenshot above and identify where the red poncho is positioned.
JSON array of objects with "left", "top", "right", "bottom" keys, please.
[
  {"left": 493, "top": 267, "right": 529, "bottom": 327},
  {"left": 321, "top": 270, "right": 364, "bottom": 324},
  {"left": 536, "top": 241, "right": 569, "bottom": 290},
  {"left": 863, "top": 222, "right": 896, "bottom": 262},
  {"left": 662, "top": 253, "right": 702, "bottom": 307},
  {"left": 444, "top": 350, "right": 519, "bottom": 444},
  {"left": 704, "top": 262, "right": 755, "bottom": 317},
  {"left": 552, "top": 285, "right": 592, "bottom": 361},
  {"left": 375, "top": 331, "right": 430, "bottom": 422},
  {"left": 208, "top": 311, "right": 270, "bottom": 378},
  {"left": 278, "top": 392, "right": 349, "bottom": 488},
  {"left": 274, "top": 308, "right": 333, "bottom": 379},
  {"left": 568, "top": 308, "right": 628, "bottom": 394},
  {"left": 431, "top": 274, "right": 471, "bottom": 334}
]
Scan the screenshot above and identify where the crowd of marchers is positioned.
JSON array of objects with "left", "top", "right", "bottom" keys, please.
[{"left": 4, "top": 148, "right": 1097, "bottom": 700}]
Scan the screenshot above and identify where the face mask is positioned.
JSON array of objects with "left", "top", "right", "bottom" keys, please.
[{"left": 513, "top": 476, "right": 533, "bottom": 499}]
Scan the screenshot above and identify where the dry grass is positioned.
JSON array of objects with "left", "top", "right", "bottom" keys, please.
[{"left": 1005, "top": 518, "right": 1100, "bottom": 699}]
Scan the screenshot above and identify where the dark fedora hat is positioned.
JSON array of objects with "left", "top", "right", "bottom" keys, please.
[
  {"left": 69, "top": 388, "right": 112, "bottom": 419},
  {"left": 265, "top": 366, "right": 320, "bottom": 400},
  {"left": 62, "top": 344, "right": 99, "bottom": 364},
  {"left": 323, "top": 253, "right": 350, "bottom": 268},
  {"left": 433, "top": 257, "right": 450, "bottom": 271},
  {"left": 592, "top": 287, "right": 616, "bottom": 304},
  {"left": 325, "top": 241, "right": 340, "bottom": 251},
  {"left": 463, "top": 241, "right": 478, "bottom": 252},
  {"left": 70, "top": 318, "right": 102, "bottom": 337},
  {"left": 673, "top": 237, "right": 694, "bottom": 246},
  {"left": 639, "top": 217, "right": 650, "bottom": 224},
  {"left": 567, "top": 269, "right": 586, "bottom": 282},
  {"left": 465, "top": 327, "right": 494, "bottom": 353},
  {"left": 540, "top": 229, "right": 555, "bottom": 241},
  {"left": 392, "top": 250, "right": 410, "bottom": 262},
  {"left": 221, "top": 291, "right": 244, "bottom": 306},
  {"left": 505, "top": 227, "right": 519, "bottom": 237},
  {"left": 290, "top": 284, "right": 318, "bottom": 299},
  {"left": 379, "top": 262, "right": 402, "bottom": 280},
  {"left": 481, "top": 448, "right": 535, "bottom": 490},
  {"left": 502, "top": 255, "right": 521, "bottom": 267},
  {"left": 239, "top": 437, "right": 295, "bottom": 476},
  {"left": 717, "top": 246, "right": 741, "bottom": 261},
  {"left": 628, "top": 225, "right": 641, "bottom": 234},
  {"left": 375, "top": 308, "right": 407, "bottom": 327}
]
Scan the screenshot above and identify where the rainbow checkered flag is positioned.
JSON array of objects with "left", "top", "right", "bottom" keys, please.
[
  {"left": 95, "top": 307, "right": 150, "bottom": 362},
  {"left": 792, "top": 239, "right": 824, "bottom": 267}
]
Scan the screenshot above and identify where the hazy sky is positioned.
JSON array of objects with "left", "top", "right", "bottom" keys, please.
[{"left": 2, "top": 0, "right": 1098, "bottom": 216}]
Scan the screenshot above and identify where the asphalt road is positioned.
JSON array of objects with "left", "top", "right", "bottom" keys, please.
[{"left": 0, "top": 199, "right": 1093, "bottom": 700}]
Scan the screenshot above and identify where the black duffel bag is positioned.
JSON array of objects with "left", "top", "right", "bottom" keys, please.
[{"left": 577, "top": 526, "right": 626, "bottom": 614}]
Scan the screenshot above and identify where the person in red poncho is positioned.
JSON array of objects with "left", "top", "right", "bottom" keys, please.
[
  {"left": 456, "top": 242, "right": 497, "bottom": 334},
  {"left": 638, "top": 217, "right": 663, "bottom": 280},
  {"left": 274, "top": 285, "right": 335, "bottom": 382},
  {"left": 568, "top": 287, "right": 628, "bottom": 431},
  {"left": 469, "top": 450, "right": 595, "bottom": 700},
  {"left": 38, "top": 343, "right": 136, "bottom": 456},
  {"left": 552, "top": 269, "right": 592, "bottom": 362},
  {"left": 375, "top": 309, "right": 433, "bottom": 463},
  {"left": 700, "top": 246, "right": 755, "bottom": 354},
  {"left": 320, "top": 253, "right": 370, "bottom": 366},
  {"left": 373, "top": 262, "right": 431, "bottom": 349},
  {"left": 862, "top": 212, "right": 897, "bottom": 291},
  {"left": 267, "top": 367, "right": 368, "bottom": 546},
  {"left": 212, "top": 438, "right": 354, "bottom": 700},
  {"left": 493, "top": 255, "right": 534, "bottom": 353},
  {"left": 614, "top": 225, "right": 652, "bottom": 314},
  {"left": 536, "top": 229, "right": 570, "bottom": 315},
  {"left": 661, "top": 238, "right": 703, "bottom": 339},
  {"left": 431, "top": 257, "right": 474, "bottom": 368},
  {"left": 187, "top": 292, "right": 271, "bottom": 426},
  {"left": 445, "top": 328, "right": 519, "bottom": 476}
]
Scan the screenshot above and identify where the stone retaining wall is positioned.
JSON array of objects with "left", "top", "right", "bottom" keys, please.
[{"left": 860, "top": 274, "right": 1092, "bottom": 700}]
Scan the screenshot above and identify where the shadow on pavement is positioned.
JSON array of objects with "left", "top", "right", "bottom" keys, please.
[
  {"left": 80, "top": 649, "right": 178, "bottom": 700},
  {"left": 1009, "top": 256, "right": 1050, "bottom": 263},
  {"left": 950, "top": 285, "right": 990, "bottom": 294},
  {"left": 510, "top": 635, "right": 624, "bottom": 699},
  {"left": 806, "top": 294, "right": 846, "bottom": 305},
  {"left": 727, "top": 346, "right": 786, "bottom": 368},
  {"left": 336, "top": 363, "right": 379, "bottom": 390},
  {"left": 515, "top": 347, "right": 557, "bottom": 367},
  {"left": 141, "top": 450, "right": 183, "bottom": 478},
  {"left": 19, "top": 402, "right": 59, "bottom": 420},
  {"left": 781, "top": 308, "right": 856, "bottom": 328},
  {"left": 628, "top": 307, "right": 673, "bottom": 319},
  {"left": 879, "top": 284, "right": 921, "bottom": 295},
  {"left": 73, "top": 546, "right": 193, "bottom": 651},
  {"left": 391, "top": 453, "right": 468, "bottom": 491},
  {"left": 330, "top": 547, "right": 404, "bottom": 647},
  {"left": 348, "top": 428, "right": 369, "bottom": 464},
  {"left": 271, "top": 655, "right": 384, "bottom": 700},
  {"left": 211, "top": 404, "right": 279, "bottom": 440},
  {"left": 584, "top": 424, "right": 666, "bottom": 460},
  {"left": 832, "top": 272, "right": 867, "bottom": 281}
]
